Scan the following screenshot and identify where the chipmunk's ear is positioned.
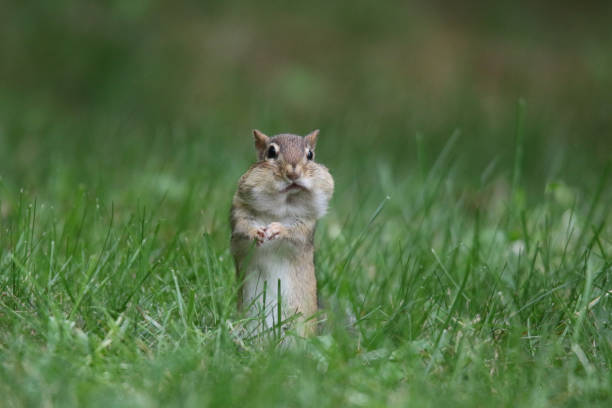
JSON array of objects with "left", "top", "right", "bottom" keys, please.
[
  {"left": 304, "top": 129, "right": 319, "bottom": 150},
  {"left": 253, "top": 129, "right": 269, "bottom": 158}
]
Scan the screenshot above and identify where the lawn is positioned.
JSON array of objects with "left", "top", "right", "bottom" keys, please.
[{"left": 1, "top": 2, "right": 612, "bottom": 407}]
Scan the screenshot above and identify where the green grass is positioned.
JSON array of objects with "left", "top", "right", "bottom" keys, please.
[
  {"left": 1, "top": 114, "right": 611, "bottom": 407},
  {"left": 2, "top": 2, "right": 612, "bottom": 406}
]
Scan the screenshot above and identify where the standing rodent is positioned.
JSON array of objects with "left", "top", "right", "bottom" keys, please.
[{"left": 230, "top": 129, "right": 334, "bottom": 338}]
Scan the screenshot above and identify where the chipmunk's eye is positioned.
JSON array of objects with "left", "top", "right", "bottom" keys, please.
[
  {"left": 306, "top": 150, "right": 314, "bottom": 161},
  {"left": 267, "top": 145, "right": 278, "bottom": 159}
]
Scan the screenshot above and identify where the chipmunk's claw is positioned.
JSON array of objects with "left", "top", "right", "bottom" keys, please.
[
  {"left": 253, "top": 223, "right": 285, "bottom": 246},
  {"left": 255, "top": 227, "right": 267, "bottom": 246},
  {"left": 265, "top": 222, "right": 285, "bottom": 241}
]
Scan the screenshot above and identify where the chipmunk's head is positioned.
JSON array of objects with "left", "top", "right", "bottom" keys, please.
[
  {"left": 240, "top": 129, "right": 333, "bottom": 218},
  {"left": 253, "top": 129, "right": 322, "bottom": 194}
]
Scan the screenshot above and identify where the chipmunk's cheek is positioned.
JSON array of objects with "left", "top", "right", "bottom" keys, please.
[
  {"left": 274, "top": 180, "right": 287, "bottom": 192},
  {"left": 300, "top": 178, "right": 313, "bottom": 190}
]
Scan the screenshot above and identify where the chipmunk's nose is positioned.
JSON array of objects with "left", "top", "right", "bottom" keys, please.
[
  {"left": 287, "top": 171, "right": 299, "bottom": 181},
  {"left": 286, "top": 165, "right": 300, "bottom": 181}
]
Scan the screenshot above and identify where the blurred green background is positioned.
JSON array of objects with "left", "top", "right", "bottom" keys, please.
[
  {"left": 1, "top": 0, "right": 611, "bottom": 199},
  {"left": 1, "top": 2, "right": 612, "bottom": 406}
]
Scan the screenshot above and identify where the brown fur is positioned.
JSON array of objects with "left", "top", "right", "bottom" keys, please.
[{"left": 230, "top": 130, "right": 333, "bottom": 338}]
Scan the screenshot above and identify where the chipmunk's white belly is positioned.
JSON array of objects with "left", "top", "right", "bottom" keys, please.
[{"left": 243, "top": 242, "right": 298, "bottom": 334}]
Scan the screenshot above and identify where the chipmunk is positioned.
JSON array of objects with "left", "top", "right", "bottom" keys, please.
[{"left": 230, "top": 129, "right": 334, "bottom": 338}]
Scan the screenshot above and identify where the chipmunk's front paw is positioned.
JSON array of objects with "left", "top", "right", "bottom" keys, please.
[
  {"left": 253, "top": 227, "right": 267, "bottom": 246},
  {"left": 265, "top": 222, "right": 287, "bottom": 241}
]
